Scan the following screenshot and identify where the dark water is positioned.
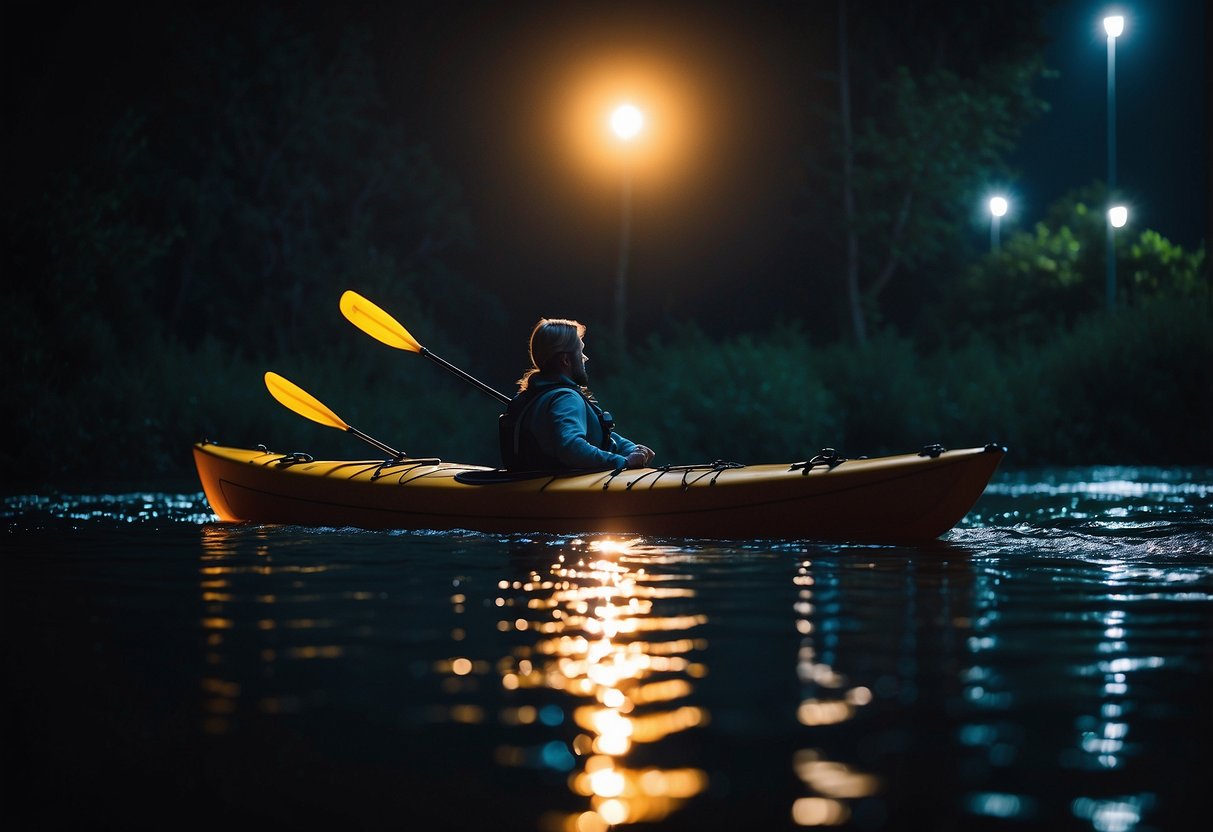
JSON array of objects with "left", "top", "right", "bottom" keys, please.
[{"left": 4, "top": 467, "right": 1211, "bottom": 832}]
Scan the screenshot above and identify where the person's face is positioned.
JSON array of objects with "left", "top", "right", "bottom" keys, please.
[{"left": 568, "top": 339, "right": 589, "bottom": 385}]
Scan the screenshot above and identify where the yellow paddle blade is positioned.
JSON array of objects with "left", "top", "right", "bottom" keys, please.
[
  {"left": 339, "top": 290, "right": 423, "bottom": 353},
  {"left": 264, "top": 372, "right": 349, "bottom": 431}
]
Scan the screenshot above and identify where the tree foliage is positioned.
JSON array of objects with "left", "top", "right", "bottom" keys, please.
[
  {"left": 1, "top": 9, "right": 500, "bottom": 484},
  {"left": 155, "top": 9, "right": 485, "bottom": 357},
  {"left": 805, "top": 0, "right": 1058, "bottom": 343},
  {"left": 932, "top": 183, "right": 1209, "bottom": 345}
]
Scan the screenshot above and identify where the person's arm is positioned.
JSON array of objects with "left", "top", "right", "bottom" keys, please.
[
  {"left": 535, "top": 390, "right": 630, "bottom": 469},
  {"left": 610, "top": 434, "right": 655, "bottom": 466},
  {"left": 611, "top": 434, "right": 637, "bottom": 456}
]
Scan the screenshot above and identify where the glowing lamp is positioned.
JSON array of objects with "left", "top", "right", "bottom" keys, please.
[
  {"left": 610, "top": 104, "right": 645, "bottom": 141},
  {"left": 1109, "top": 206, "right": 1128, "bottom": 228},
  {"left": 989, "top": 196, "right": 1008, "bottom": 217},
  {"left": 1104, "top": 15, "right": 1124, "bottom": 38}
]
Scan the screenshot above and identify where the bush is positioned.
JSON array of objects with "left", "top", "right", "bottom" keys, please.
[
  {"left": 601, "top": 323, "right": 838, "bottom": 464},
  {"left": 596, "top": 299, "right": 1211, "bottom": 470},
  {"left": 1009, "top": 297, "right": 1213, "bottom": 464}
]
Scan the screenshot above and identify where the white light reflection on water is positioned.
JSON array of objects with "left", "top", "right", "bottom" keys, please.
[
  {"left": 968, "top": 791, "right": 1038, "bottom": 820},
  {"left": 958, "top": 466, "right": 1213, "bottom": 540},
  {"left": 4, "top": 491, "right": 217, "bottom": 524},
  {"left": 1073, "top": 794, "right": 1156, "bottom": 832},
  {"left": 983, "top": 469, "right": 1210, "bottom": 500},
  {"left": 1072, "top": 609, "right": 1134, "bottom": 771},
  {"left": 953, "top": 465, "right": 1213, "bottom": 832},
  {"left": 791, "top": 558, "right": 880, "bottom": 826}
]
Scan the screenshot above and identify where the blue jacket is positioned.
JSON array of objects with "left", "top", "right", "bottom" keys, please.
[{"left": 518, "top": 376, "right": 639, "bottom": 470}]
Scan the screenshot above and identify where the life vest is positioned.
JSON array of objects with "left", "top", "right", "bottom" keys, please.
[{"left": 498, "top": 380, "right": 615, "bottom": 470}]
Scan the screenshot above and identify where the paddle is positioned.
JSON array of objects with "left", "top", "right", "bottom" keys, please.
[
  {"left": 339, "top": 290, "right": 511, "bottom": 405},
  {"left": 264, "top": 371, "right": 405, "bottom": 459}
]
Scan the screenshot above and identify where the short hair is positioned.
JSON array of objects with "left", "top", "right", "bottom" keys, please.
[{"left": 517, "top": 318, "right": 585, "bottom": 390}]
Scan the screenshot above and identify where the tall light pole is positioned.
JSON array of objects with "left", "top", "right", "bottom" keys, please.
[
  {"left": 609, "top": 103, "right": 644, "bottom": 353},
  {"left": 1104, "top": 13, "right": 1124, "bottom": 311},
  {"left": 989, "top": 196, "right": 1008, "bottom": 252},
  {"left": 1108, "top": 205, "right": 1128, "bottom": 308}
]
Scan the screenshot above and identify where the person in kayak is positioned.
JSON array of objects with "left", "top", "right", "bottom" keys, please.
[{"left": 500, "top": 318, "right": 655, "bottom": 471}]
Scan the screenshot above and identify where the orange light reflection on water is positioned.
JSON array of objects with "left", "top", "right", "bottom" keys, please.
[
  {"left": 197, "top": 525, "right": 352, "bottom": 735},
  {"left": 492, "top": 537, "right": 709, "bottom": 829}
]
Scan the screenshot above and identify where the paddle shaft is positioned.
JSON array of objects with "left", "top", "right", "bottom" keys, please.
[
  {"left": 348, "top": 426, "right": 404, "bottom": 459},
  {"left": 421, "top": 347, "right": 510, "bottom": 404}
]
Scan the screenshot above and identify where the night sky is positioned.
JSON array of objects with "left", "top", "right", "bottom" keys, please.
[{"left": 4, "top": 0, "right": 1208, "bottom": 347}]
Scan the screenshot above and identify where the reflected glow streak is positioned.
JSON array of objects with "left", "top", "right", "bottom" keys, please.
[
  {"left": 968, "top": 791, "right": 1035, "bottom": 819},
  {"left": 793, "top": 563, "right": 881, "bottom": 822},
  {"left": 575, "top": 704, "right": 706, "bottom": 744},
  {"left": 589, "top": 766, "right": 626, "bottom": 797},
  {"left": 492, "top": 541, "right": 709, "bottom": 828},
  {"left": 792, "top": 797, "right": 850, "bottom": 826},
  {"left": 794, "top": 754, "right": 880, "bottom": 799},
  {"left": 797, "top": 699, "right": 854, "bottom": 726},
  {"left": 986, "top": 478, "right": 1208, "bottom": 498},
  {"left": 1073, "top": 795, "right": 1152, "bottom": 832},
  {"left": 569, "top": 765, "right": 709, "bottom": 826},
  {"left": 572, "top": 761, "right": 707, "bottom": 800}
]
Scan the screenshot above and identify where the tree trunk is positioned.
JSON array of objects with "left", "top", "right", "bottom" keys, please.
[
  {"left": 870, "top": 189, "right": 914, "bottom": 300},
  {"left": 838, "top": 0, "right": 866, "bottom": 345}
]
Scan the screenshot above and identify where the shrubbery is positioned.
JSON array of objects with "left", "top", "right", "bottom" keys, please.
[
  {"left": 3, "top": 246, "right": 1206, "bottom": 488},
  {"left": 602, "top": 295, "right": 1211, "bottom": 468}
]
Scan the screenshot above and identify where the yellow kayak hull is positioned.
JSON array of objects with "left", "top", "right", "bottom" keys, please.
[{"left": 192, "top": 442, "right": 1004, "bottom": 542}]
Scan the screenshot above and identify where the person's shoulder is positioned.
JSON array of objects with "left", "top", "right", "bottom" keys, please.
[
  {"left": 535, "top": 384, "right": 583, "bottom": 412},
  {"left": 540, "top": 385, "right": 580, "bottom": 401},
  {"left": 530, "top": 376, "right": 578, "bottom": 393}
]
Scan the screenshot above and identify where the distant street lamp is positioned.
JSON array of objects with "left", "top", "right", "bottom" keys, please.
[
  {"left": 1104, "top": 14, "right": 1124, "bottom": 195},
  {"left": 1104, "top": 13, "right": 1124, "bottom": 311},
  {"left": 988, "top": 196, "right": 1008, "bottom": 251},
  {"left": 1107, "top": 205, "right": 1128, "bottom": 309},
  {"left": 610, "top": 103, "right": 645, "bottom": 352}
]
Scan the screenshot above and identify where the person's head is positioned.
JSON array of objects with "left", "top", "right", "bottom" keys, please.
[{"left": 519, "top": 318, "right": 588, "bottom": 389}]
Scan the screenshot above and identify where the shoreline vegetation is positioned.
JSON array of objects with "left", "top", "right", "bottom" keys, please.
[{"left": 3, "top": 291, "right": 1209, "bottom": 492}]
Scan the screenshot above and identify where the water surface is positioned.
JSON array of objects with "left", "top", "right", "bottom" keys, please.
[{"left": 4, "top": 466, "right": 1211, "bottom": 831}]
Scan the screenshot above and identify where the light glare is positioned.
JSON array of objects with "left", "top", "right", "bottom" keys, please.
[
  {"left": 1104, "top": 15, "right": 1124, "bottom": 38},
  {"left": 989, "top": 196, "right": 1008, "bottom": 217},
  {"left": 611, "top": 104, "right": 645, "bottom": 141}
]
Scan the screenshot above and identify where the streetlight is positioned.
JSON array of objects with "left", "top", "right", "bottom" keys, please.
[
  {"left": 1103, "top": 13, "right": 1124, "bottom": 311},
  {"left": 609, "top": 102, "right": 645, "bottom": 352},
  {"left": 1104, "top": 14, "right": 1124, "bottom": 196},
  {"left": 1107, "top": 205, "right": 1128, "bottom": 310},
  {"left": 988, "top": 196, "right": 1008, "bottom": 251}
]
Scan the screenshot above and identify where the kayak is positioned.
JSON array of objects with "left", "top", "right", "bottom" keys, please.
[{"left": 193, "top": 440, "right": 1005, "bottom": 542}]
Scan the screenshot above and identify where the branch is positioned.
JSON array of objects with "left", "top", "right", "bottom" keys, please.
[{"left": 869, "top": 188, "right": 914, "bottom": 299}]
